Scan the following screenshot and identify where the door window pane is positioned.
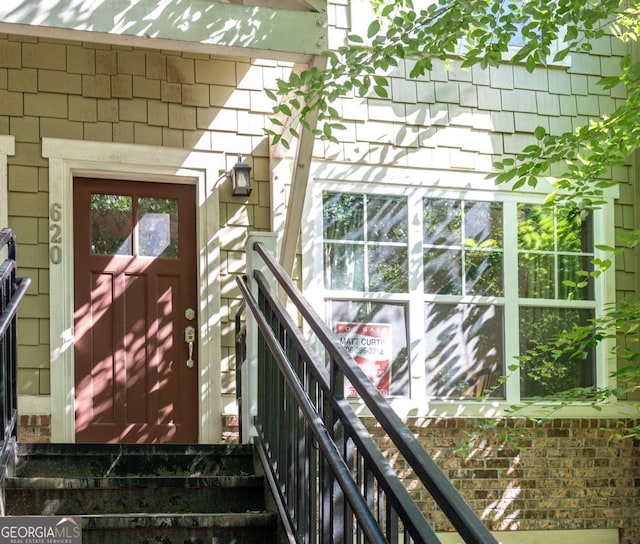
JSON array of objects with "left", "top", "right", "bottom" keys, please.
[
  {"left": 138, "top": 197, "right": 179, "bottom": 258},
  {"left": 424, "top": 303, "right": 504, "bottom": 399},
  {"left": 90, "top": 194, "right": 132, "bottom": 255},
  {"left": 519, "top": 306, "right": 595, "bottom": 397}
]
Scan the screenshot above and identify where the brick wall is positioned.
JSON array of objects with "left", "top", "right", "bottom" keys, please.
[
  {"left": 368, "top": 417, "right": 640, "bottom": 542},
  {"left": 17, "top": 414, "right": 50, "bottom": 443}
]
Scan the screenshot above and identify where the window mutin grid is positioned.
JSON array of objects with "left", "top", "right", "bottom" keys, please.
[{"left": 322, "top": 192, "right": 409, "bottom": 293}]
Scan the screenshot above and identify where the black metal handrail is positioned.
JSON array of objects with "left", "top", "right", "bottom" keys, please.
[
  {"left": 236, "top": 241, "right": 498, "bottom": 543},
  {"left": 0, "top": 229, "right": 31, "bottom": 504}
]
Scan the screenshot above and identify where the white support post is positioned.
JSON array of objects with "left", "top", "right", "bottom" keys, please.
[{"left": 242, "top": 232, "right": 278, "bottom": 443}]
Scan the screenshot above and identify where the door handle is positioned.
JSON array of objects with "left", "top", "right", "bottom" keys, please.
[{"left": 185, "top": 326, "right": 195, "bottom": 368}]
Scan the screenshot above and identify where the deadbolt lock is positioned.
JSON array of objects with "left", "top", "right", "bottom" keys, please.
[{"left": 185, "top": 308, "right": 196, "bottom": 320}]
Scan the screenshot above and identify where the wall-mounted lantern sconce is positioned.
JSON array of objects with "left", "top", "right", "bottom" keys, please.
[{"left": 231, "top": 154, "right": 252, "bottom": 196}]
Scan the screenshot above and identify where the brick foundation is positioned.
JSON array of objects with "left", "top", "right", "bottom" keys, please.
[
  {"left": 222, "top": 414, "right": 240, "bottom": 443},
  {"left": 367, "top": 417, "right": 639, "bottom": 542},
  {"left": 12, "top": 413, "right": 638, "bottom": 541},
  {"left": 17, "top": 415, "right": 51, "bottom": 443}
]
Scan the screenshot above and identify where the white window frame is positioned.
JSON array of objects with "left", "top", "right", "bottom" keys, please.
[{"left": 302, "top": 162, "right": 627, "bottom": 418}]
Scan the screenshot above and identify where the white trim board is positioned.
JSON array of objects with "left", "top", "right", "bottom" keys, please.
[
  {"left": 43, "top": 138, "right": 223, "bottom": 443},
  {"left": 0, "top": 0, "right": 326, "bottom": 61},
  {"left": 0, "top": 135, "right": 15, "bottom": 231},
  {"left": 437, "top": 529, "right": 617, "bottom": 544}
]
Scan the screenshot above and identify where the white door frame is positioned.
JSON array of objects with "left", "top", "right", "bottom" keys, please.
[
  {"left": 0, "top": 135, "right": 14, "bottom": 228},
  {"left": 43, "top": 138, "right": 223, "bottom": 443}
]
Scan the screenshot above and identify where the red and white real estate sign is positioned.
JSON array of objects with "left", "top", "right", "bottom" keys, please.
[{"left": 335, "top": 322, "right": 392, "bottom": 397}]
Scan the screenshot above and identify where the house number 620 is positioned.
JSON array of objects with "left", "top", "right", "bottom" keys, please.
[{"left": 49, "top": 202, "right": 63, "bottom": 265}]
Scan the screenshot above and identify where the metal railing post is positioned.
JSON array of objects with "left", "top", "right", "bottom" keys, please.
[{"left": 0, "top": 228, "right": 31, "bottom": 515}]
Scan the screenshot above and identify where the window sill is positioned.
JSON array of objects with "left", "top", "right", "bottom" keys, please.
[{"left": 351, "top": 397, "right": 638, "bottom": 420}]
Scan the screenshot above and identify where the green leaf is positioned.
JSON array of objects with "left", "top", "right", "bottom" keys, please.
[
  {"left": 512, "top": 177, "right": 526, "bottom": 190},
  {"left": 367, "top": 20, "right": 381, "bottom": 39},
  {"left": 373, "top": 85, "right": 389, "bottom": 98}
]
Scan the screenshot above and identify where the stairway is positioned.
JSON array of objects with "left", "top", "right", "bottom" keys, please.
[{"left": 3, "top": 442, "right": 279, "bottom": 544}]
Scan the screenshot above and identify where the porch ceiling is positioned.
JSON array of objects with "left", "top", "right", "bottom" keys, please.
[{"left": 0, "top": 0, "right": 327, "bottom": 62}]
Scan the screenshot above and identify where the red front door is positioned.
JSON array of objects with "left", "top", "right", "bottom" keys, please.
[{"left": 73, "top": 178, "right": 198, "bottom": 443}]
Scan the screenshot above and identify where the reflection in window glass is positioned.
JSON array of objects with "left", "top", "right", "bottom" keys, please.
[
  {"left": 324, "top": 243, "right": 364, "bottom": 291},
  {"left": 366, "top": 196, "right": 408, "bottom": 242},
  {"left": 322, "top": 192, "right": 408, "bottom": 293},
  {"left": 328, "top": 300, "right": 409, "bottom": 397},
  {"left": 423, "top": 199, "right": 503, "bottom": 296},
  {"left": 323, "top": 192, "right": 364, "bottom": 241},
  {"left": 423, "top": 199, "right": 461, "bottom": 246},
  {"left": 519, "top": 307, "right": 595, "bottom": 397},
  {"left": 424, "top": 303, "right": 504, "bottom": 399},
  {"left": 90, "top": 194, "right": 132, "bottom": 255},
  {"left": 138, "top": 198, "right": 179, "bottom": 258},
  {"left": 424, "top": 248, "right": 462, "bottom": 295},
  {"left": 368, "top": 246, "right": 408, "bottom": 293},
  {"left": 518, "top": 205, "right": 594, "bottom": 300},
  {"left": 465, "top": 201, "right": 503, "bottom": 245}
]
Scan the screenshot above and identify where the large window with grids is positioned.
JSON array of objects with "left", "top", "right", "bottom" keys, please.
[{"left": 308, "top": 182, "right": 610, "bottom": 404}]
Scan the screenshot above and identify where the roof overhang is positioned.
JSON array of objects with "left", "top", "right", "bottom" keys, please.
[{"left": 0, "top": 0, "right": 327, "bottom": 62}]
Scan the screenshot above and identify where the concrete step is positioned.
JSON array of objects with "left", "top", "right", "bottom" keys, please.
[
  {"left": 4, "top": 443, "right": 279, "bottom": 544},
  {"left": 5, "top": 475, "right": 266, "bottom": 515},
  {"left": 13, "top": 443, "right": 255, "bottom": 477},
  {"left": 80, "top": 512, "right": 278, "bottom": 544}
]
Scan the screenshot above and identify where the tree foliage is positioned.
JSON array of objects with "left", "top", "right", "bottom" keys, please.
[{"left": 269, "top": 0, "right": 640, "bottom": 191}]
